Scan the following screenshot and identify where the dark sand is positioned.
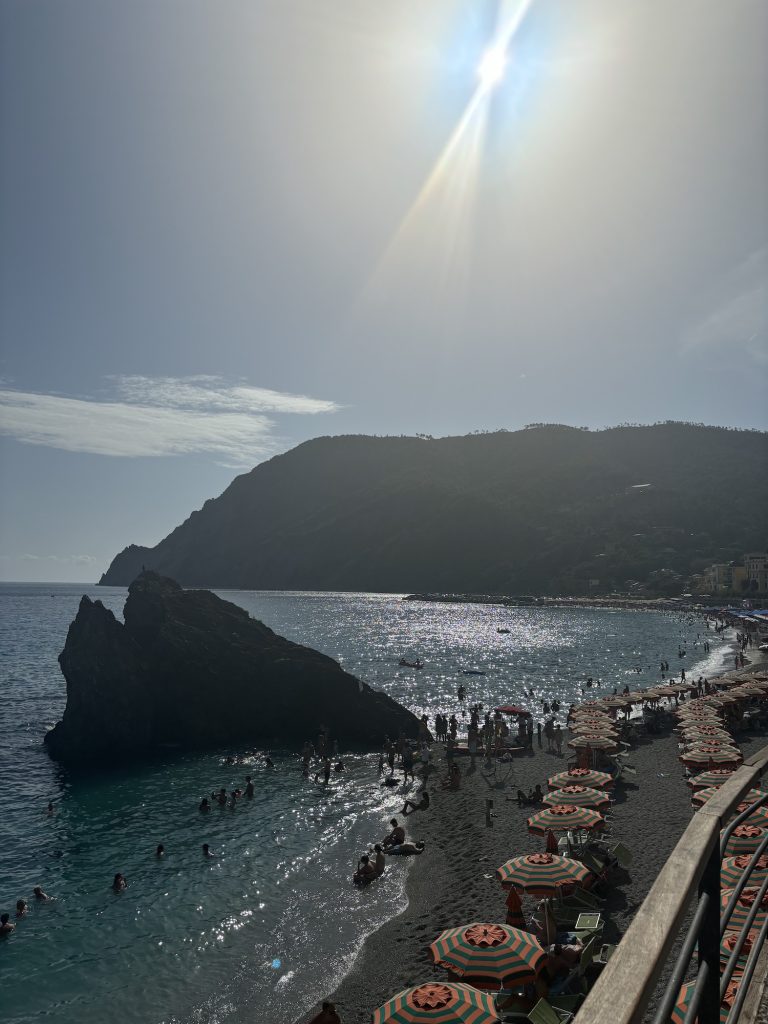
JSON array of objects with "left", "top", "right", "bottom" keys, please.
[{"left": 299, "top": 657, "right": 768, "bottom": 1023}]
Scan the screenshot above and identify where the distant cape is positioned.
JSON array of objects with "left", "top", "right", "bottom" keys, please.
[
  {"left": 98, "top": 424, "right": 768, "bottom": 595},
  {"left": 46, "top": 572, "right": 420, "bottom": 764}
]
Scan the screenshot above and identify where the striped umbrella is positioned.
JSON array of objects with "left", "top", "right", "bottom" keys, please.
[
  {"left": 721, "top": 929, "right": 758, "bottom": 966},
  {"left": 570, "top": 713, "right": 614, "bottom": 725},
  {"left": 680, "top": 747, "right": 743, "bottom": 768},
  {"left": 688, "top": 767, "right": 738, "bottom": 789},
  {"left": 496, "top": 853, "right": 593, "bottom": 895},
  {"left": 678, "top": 722, "right": 730, "bottom": 737},
  {"left": 693, "top": 787, "right": 768, "bottom": 810},
  {"left": 567, "top": 734, "right": 619, "bottom": 751},
  {"left": 721, "top": 885, "right": 768, "bottom": 929},
  {"left": 548, "top": 769, "right": 614, "bottom": 790},
  {"left": 528, "top": 805, "right": 604, "bottom": 835},
  {"left": 722, "top": 824, "right": 768, "bottom": 857},
  {"left": 505, "top": 887, "right": 526, "bottom": 928},
  {"left": 680, "top": 729, "right": 734, "bottom": 745},
  {"left": 684, "top": 739, "right": 738, "bottom": 753},
  {"left": 544, "top": 786, "right": 610, "bottom": 810},
  {"left": 600, "top": 698, "right": 630, "bottom": 708},
  {"left": 372, "top": 983, "right": 500, "bottom": 1024},
  {"left": 676, "top": 707, "right": 721, "bottom": 719},
  {"left": 671, "top": 978, "right": 741, "bottom": 1024},
  {"left": 576, "top": 701, "right": 604, "bottom": 710},
  {"left": 430, "top": 923, "right": 546, "bottom": 987},
  {"left": 722, "top": 854, "right": 768, "bottom": 889}
]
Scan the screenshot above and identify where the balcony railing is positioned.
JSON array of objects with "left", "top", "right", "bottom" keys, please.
[{"left": 577, "top": 744, "right": 768, "bottom": 1024}]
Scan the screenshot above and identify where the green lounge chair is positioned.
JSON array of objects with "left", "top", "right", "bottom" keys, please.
[{"left": 528, "top": 998, "right": 575, "bottom": 1024}]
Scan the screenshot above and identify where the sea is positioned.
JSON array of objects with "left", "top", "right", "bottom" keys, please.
[{"left": 0, "top": 584, "right": 737, "bottom": 1024}]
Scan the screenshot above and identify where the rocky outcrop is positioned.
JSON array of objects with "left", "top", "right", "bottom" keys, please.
[{"left": 46, "top": 572, "right": 420, "bottom": 764}]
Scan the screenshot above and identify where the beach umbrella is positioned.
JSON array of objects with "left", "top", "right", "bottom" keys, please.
[
  {"left": 722, "top": 824, "right": 768, "bottom": 857},
  {"left": 600, "top": 698, "right": 630, "bottom": 708},
  {"left": 567, "top": 734, "right": 619, "bottom": 752},
  {"left": 722, "top": 854, "right": 768, "bottom": 889},
  {"left": 685, "top": 738, "right": 737, "bottom": 751},
  {"left": 372, "top": 982, "right": 500, "bottom": 1024},
  {"left": 570, "top": 713, "right": 614, "bottom": 725},
  {"left": 688, "top": 767, "right": 738, "bottom": 789},
  {"left": 625, "top": 692, "right": 649, "bottom": 704},
  {"left": 430, "top": 923, "right": 546, "bottom": 988},
  {"left": 671, "top": 978, "right": 741, "bottom": 1024},
  {"left": 680, "top": 729, "right": 734, "bottom": 745},
  {"left": 678, "top": 722, "right": 730, "bottom": 737},
  {"left": 548, "top": 769, "right": 614, "bottom": 790},
  {"left": 544, "top": 785, "right": 610, "bottom": 810},
  {"left": 693, "top": 787, "right": 767, "bottom": 809},
  {"left": 721, "top": 885, "right": 768, "bottom": 929},
  {"left": 576, "top": 701, "right": 604, "bottom": 710},
  {"left": 676, "top": 707, "right": 721, "bottom": 719},
  {"left": 680, "top": 746, "right": 743, "bottom": 769},
  {"left": 528, "top": 805, "right": 604, "bottom": 835},
  {"left": 505, "top": 887, "right": 526, "bottom": 928},
  {"left": 721, "top": 929, "right": 758, "bottom": 966},
  {"left": 496, "top": 853, "right": 592, "bottom": 895}
]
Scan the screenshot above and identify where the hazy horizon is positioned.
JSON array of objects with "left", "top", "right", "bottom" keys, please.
[{"left": 1, "top": 0, "right": 766, "bottom": 581}]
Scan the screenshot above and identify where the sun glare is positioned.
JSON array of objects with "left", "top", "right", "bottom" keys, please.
[{"left": 478, "top": 47, "right": 508, "bottom": 90}]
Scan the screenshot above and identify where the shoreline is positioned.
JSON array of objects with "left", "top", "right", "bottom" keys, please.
[{"left": 298, "top": 649, "right": 768, "bottom": 1024}]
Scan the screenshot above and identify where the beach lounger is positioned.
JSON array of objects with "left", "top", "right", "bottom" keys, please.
[
  {"left": 595, "top": 942, "right": 617, "bottom": 963},
  {"left": 528, "top": 997, "right": 576, "bottom": 1023},
  {"left": 560, "top": 885, "right": 604, "bottom": 909}
]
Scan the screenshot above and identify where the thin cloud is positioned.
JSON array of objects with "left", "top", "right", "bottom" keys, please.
[
  {"left": 682, "top": 249, "right": 767, "bottom": 363},
  {"left": 0, "top": 377, "right": 339, "bottom": 463}
]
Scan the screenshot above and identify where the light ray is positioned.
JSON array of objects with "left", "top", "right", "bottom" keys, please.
[{"left": 359, "top": 0, "right": 536, "bottom": 311}]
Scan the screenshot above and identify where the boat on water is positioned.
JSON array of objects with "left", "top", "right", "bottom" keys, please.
[{"left": 399, "top": 658, "right": 424, "bottom": 669}]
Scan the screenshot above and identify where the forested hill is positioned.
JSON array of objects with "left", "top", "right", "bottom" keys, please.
[{"left": 99, "top": 424, "right": 767, "bottom": 596}]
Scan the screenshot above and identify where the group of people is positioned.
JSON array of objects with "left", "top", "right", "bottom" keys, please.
[
  {"left": 353, "top": 816, "right": 426, "bottom": 885},
  {"left": 199, "top": 772, "right": 261, "bottom": 811},
  {"left": 1, "top": 886, "right": 51, "bottom": 938}
]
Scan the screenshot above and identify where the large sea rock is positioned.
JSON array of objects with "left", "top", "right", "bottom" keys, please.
[{"left": 45, "top": 572, "right": 420, "bottom": 764}]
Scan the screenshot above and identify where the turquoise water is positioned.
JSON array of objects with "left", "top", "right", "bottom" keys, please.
[{"left": 0, "top": 586, "right": 733, "bottom": 1024}]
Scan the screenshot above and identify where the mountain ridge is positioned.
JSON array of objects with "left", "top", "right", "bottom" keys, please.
[{"left": 99, "top": 423, "right": 768, "bottom": 595}]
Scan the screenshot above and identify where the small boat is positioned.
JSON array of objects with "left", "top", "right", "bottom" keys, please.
[
  {"left": 497, "top": 628, "right": 511, "bottom": 634},
  {"left": 399, "top": 658, "right": 424, "bottom": 669},
  {"left": 462, "top": 669, "right": 486, "bottom": 676}
]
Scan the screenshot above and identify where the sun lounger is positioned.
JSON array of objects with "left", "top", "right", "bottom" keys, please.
[{"left": 528, "top": 996, "right": 576, "bottom": 1023}]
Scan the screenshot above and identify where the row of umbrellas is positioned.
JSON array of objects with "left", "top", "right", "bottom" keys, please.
[
  {"left": 671, "top": 673, "right": 768, "bottom": 1022},
  {"left": 369, "top": 676, "right": 768, "bottom": 1023},
  {"left": 371, "top": 761, "right": 618, "bottom": 1022}
]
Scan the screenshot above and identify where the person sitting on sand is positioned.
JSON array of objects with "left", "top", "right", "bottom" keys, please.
[
  {"left": 402, "top": 791, "right": 430, "bottom": 815},
  {"left": 308, "top": 1001, "right": 342, "bottom": 1024},
  {"left": 33, "top": 887, "right": 50, "bottom": 901},
  {"left": 0, "top": 914, "right": 15, "bottom": 936},
  {"left": 353, "top": 854, "right": 377, "bottom": 885},
  {"left": 16, "top": 900, "right": 27, "bottom": 918},
  {"left": 112, "top": 873, "right": 127, "bottom": 892},
  {"left": 382, "top": 818, "right": 405, "bottom": 849}
]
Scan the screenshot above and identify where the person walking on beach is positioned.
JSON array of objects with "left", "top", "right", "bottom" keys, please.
[
  {"left": 537, "top": 721, "right": 543, "bottom": 748},
  {"left": 554, "top": 725, "right": 563, "bottom": 755}
]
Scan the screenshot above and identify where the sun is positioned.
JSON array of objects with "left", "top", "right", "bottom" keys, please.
[{"left": 477, "top": 47, "right": 508, "bottom": 91}]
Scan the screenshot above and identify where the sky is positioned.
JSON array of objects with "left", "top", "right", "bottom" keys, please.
[{"left": 1, "top": 0, "right": 766, "bottom": 582}]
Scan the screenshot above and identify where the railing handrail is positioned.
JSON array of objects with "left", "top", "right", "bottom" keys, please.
[{"left": 577, "top": 744, "right": 768, "bottom": 1024}]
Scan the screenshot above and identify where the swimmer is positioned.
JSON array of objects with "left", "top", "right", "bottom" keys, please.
[
  {"left": 245, "top": 776, "right": 255, "bottom": 798},
  {"left": 215, "top": 788, "right": 227, "bottom": 806},
  {"left": 334, "top": 760, "right": 345, "bottom": 772},
  {"left": 15, "top": 899, "right": 27, "bottom": 918},
  {"left": 112, "top": 873, "right": 127, "bottom": 892},
  {"left": 33, "top": 887, "right": 50, "bottom": 901},
  {"left": 202, "top": 843, "right": 217, "bottom": 858},
  {"left": 264, "top": 754, "right": 275, "bottom": 768},
  {"left": 156, "top": 844, "right": 165, "bottom": 858},
  {"left": 199, "top": 797, "right": 211, "bottom": 812},
  {"left": 0, "top": 913, "right": 15, "bottom": 936},
  {"left": 46, "top": 801, "right": 54, "bottom": 816}
]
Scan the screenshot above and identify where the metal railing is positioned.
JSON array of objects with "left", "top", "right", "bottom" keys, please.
[{"left": 577, "top": 744, "right": 768, "bottom": 1024}]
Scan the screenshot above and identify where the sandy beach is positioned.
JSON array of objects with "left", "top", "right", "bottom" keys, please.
[{"left": 299, "top": 653, "right": 768, "bottom": 1024}]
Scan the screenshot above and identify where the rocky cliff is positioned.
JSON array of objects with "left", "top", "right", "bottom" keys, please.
[{"left": 45, "top": 572, "right": 420, "bottom": 764}]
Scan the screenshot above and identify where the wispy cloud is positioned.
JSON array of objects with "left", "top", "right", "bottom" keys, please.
[
  {"left": 0, "top": 553, "right": 98, "bottom": 565},
  {"left": 0, "top": 377, "right": 339, "bottom": 463},
  {"left": 682, "top": 249, "right": 767, "bottom": 363}
]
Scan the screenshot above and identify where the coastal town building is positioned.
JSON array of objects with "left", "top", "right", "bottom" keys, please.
[{"left": 698, "top": 552, "right": 768, "bottom": 595}]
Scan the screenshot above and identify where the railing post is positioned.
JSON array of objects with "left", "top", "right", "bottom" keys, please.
[{"left": 698, "top": 840, "right": 721, "bottom": 1024}]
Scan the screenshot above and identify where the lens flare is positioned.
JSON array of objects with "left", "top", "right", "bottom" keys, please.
[{"left": 478, "top": 47, "right": 508, "bottom": 90}]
